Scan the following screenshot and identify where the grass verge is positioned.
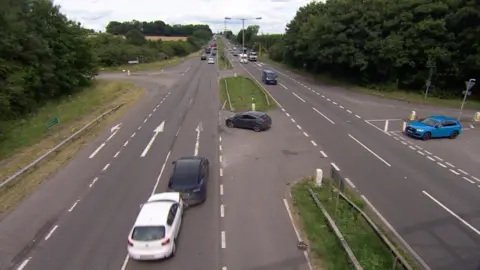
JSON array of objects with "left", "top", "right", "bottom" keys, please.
[
  {"left": 102, "top": 50, "right": 202, "bottom": 72},
  {"left": 217, "top": 39, "right": 232, "bottom": 70},
  {"left": 219, "top": 76, "right": 276, "bottom": 111},
  {"left": 258, "top": 55, "right": 480, "bottom": 110},
  {"left": 0, "top": 79, "right": 145, "bottom": 216},
  {"left": 291, "top": 178, "right": 413, "bottom": 270}
]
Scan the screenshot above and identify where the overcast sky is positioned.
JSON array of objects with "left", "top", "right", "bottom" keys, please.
[{"left": 53, "top": 0, "right": 314, "bottom": 34}]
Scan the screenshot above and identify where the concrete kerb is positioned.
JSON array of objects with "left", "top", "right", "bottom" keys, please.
[{"left": 224, "top": 79, "right": 234, "bottom": 111}]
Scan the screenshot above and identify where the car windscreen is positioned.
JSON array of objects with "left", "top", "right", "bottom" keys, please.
[
  {"left": 131, "top": 226, "right": 165, "bottom": 241},
  {"left": 266, "top": 73, "right": 276, "bottom": 79},
  {"left": 421, "top": 118, "right": 437, "bottom": 127}
]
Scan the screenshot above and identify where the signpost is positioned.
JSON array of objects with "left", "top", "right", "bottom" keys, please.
[
  {"left": 46, "top": 117, "right": 60, "bottom": 129},
  {"left": 458, "top": 78, "right": 476, "bottom": 120}
]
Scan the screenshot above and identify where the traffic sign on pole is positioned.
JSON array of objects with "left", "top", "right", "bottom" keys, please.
[{"left": 465, "top": 79, "right": 476, "bottom": 90}]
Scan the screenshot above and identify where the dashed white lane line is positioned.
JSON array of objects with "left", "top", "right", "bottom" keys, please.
[
  {"left": 463, "top": 177, "right": 475, "bottom": 184},
  {"left": 281, "top": 108, "right": 286, "bottom": 112},
  {"left": 89, "top": 143, "right": 106, "bottom": 159},
  {"left": 153, "top": 108, "right": 156, "bottom": 112},
  {"left": 89, "top": 177, "right": 98, "bottom": 188},
  {"left": 220, "top": 184, "right": 224, "bottom": 195},
  {"left": 321, "top": 95, "right": 325, "bottom": 98},
  {"left": 312, "top": 107, "right": 335, "bottom": 124},
  {"left": 332, "top": 101, "right": 337, "bottom": 105},
  {"left": 143, "top": 118, "right": 148, "bottom": 123},
  {"left": 296, "top": 125, "right": 302, "bottom": 130},
  {"left": 401, "top": 141, "right": 408, "bottom": 145},
  {"left": 339, "top": 105, "right": 344, "bottom": 109},
  {"left": 326, "top": 98, "right": 331, "bottom": 101},
  {"left": 434, "top": 156, "right": 443, "bottom": 161},
  {"left": 219, "top": 136, "right": 222, "bottom": 142},
  {"left": 310, "top": 140, "right": 317, "bottom": 146},
  {"left": 68, "top": 200, "right": 80, "bottom": 212},
  {"left": 137, "top": 126, "right": 142, "bottom": 130},
  {"left": 344, "top": 178, "right": 356, "bottom": 188},
  {"left": 106, "top": 131, "right": 119, "bottom": 142},
  {"left": 131, "top": 132, "right": 136, "bottom": 138},
  {"left": 417, "top": 151, "right": 425, "bottom": 155},
  {"left": 445, "top": 162, "right": 455, "bottom": 168},
  {"left": 472, "top": 176, "right": 480, "bottom": 182},
  {"left": 320, "top": 151, "right": 328, "bottom": 158},
  {"left": 303, "top": 132, "right": 309, "bottom": 137},
  {"left": 123, "top": 140, "right": 129, "bottom": 147},
  {"left": 292, "top": 92, "right": 306, "bottom": 102},
  {"left": 355, "top": 114, "right": 361, "bottom": 119},
  {"left": 219, "top": 155, "right": 223, "bottom": 163},
  {"left": 17, "top": 257, "right": 32, "bottom": 270},
  {"left": 44, "top": 225, "right": 59, "bottom": 240},
  {"left": 423, "top": 191, "right": 480, "bottom": 236},
  {"left": 279, "top": 83, "right": 288, "bottom": 89},
  {"left": 408, "top": 146, "right": 416, "bottom": 150},
  {"left": 427, "top": 156, "right": 436, "bottom": 161},
  {"left": 102, "top": 163, "right": 110, "bottom": 171},
  {"left": 286, "top": 113, "right": 290, "bottom": 117},
  {"left": 148, "top": 113, "right": 152, "bottom": 117},
  {"left": 219, "top": 145, "right": 223, "bottom": 151},
  {"left": 220, "top": 204, "right": 225, "bottom": 217},
  {"left": 221, "top": 231, "right": 226, "bottom": 248},
  {"left": 457, "top": 169, "right": 468, "bottom": 175},
  {"left": 437, "top": 162, "right": 447, "bottom": 168},
  {"left": 424, "top": 150, "right": 432, "bottom": 155},
  {"left": 220, "top": 168, "right": 223, "bottom": 177},
  {"left": 346, "top": 109, "right": 352, "bottom": 113},
  {"left": 114, "top": 151, "right": 120, "bottom": 158},
  {"left": 414, "top": 145, "right": 422, "bottom": 150},
  {"left": 450, "top": 169, "right": 460, "bottom": 176},
  {"left": 348, "top": 134, "right": 391, "bottom": 167},
  {"left": 291, "top": 118, "right": 296, "bottom": 123}
]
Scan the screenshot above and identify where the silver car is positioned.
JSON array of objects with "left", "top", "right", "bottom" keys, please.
[{"left": 208, "top": 57, "right": 215, "bottom": 64}]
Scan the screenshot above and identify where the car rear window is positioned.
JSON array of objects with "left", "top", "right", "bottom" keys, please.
[
  {"left": 260, "top": 114, "right": 269, "bottom": 120},
  {"left": 172, "top": 161, "right": 200, "bottom": 186},
  {"left": 131, "top": 226, "right": 165, "bottom": 241}
]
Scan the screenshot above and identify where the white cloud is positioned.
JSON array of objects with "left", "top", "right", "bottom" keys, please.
[{"left": 54, "top": 0, "right": 314, "bottom": 34}]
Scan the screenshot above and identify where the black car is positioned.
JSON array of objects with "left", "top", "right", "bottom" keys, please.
[
  {"left": 262, "top": 70, "right": 277, "bottom": 85},
  {"left": 201, "top": 54, "right": 207, "bottom": 60},
  {"left": 168, "top": 156, "right": 209, "bottom": 206},
  {"left": 226, "top": 111, "right": 272, "bottom": 132}
]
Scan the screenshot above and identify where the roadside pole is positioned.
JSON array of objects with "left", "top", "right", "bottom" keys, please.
[{"left": 458, "top": 78, "right": 476, "bottom": 120}]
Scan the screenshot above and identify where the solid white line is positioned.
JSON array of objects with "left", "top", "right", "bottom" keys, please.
[
  {"left": 463, "top": 177, "right": 475, "bottom": 184},
  {"left": 221, "top": 231, "right": 226, "bottom": 248},
  {"left": 303, "top": 132, "right": 309, "bottom": 137},
  {"left": 320, "top": 151, "right": 328, "bottom": 158},
  {"left": 331, "top": 162, "right": 340, "bottom": 171},
  {"left": 312, "top": 108, "right": 335, "bottom": 124},
  {"left": 355, "top": 114, "right": 361, "bottom": 119},
  {"left": 89, "top": 177, "right": 98, "bottom": 188},
  {"left": 423, "top": 191, "right": 480, "bottom": 235},
  {"left": 450, "top": 169, "right": 460, "bottom": 176},
  {"left": 384, "top": 120, "right": 389, "bottom": 132},
  {"left": 45, "top": 225, "right": 59, "bottom": 240},
  {"left": 283, "top": 199, "right": 302, "bottom": 241},
  {"left": 89, "top": 143, "right": 106, "bottom": 159},
  {"left": 102, "top": 164, "right": 110, "bottom": 171},
  {"left": 68, "top": 200, "right": 80, "bottom": 212},
  {"left": 220, "top": 184, "right": 224, "bottom": 195},
  {"left": 286, "top": 113, "right": 290, "bottom": 117},
  {"left": 106, "top": 130, "right": 118, "bottom": 142},
  {"left": 131, "top": 133, "right": 136, "bottom": 138},
  {"left": 17, "top": 258, "right": 31, "bottom": 270},
  {"left": 220, "top": 168, "right": 223, "bottom": 177},
  {"left": 120, "top": 254, "right": 129, "bottom": 270},
  {"left": 417, "top": 151, "right": 425, "bottom": 155},
  {"left": 114, "top": 151, "right": 120, "bottom": 158},
  {"left": 445, "top": 162, "right": 455, "bottom": 168},
  {"left": 424, "top": 150, "right": 432, "bottom": 155},
  {"left": 123, "top": 140, "right": 129, "bottom": 147},
  {"left": 348, "top": 134, "right": 391, "bottom": 167},
  {"left": 310, "top": 140, "right": 317, "bottom": 146},
  {"left": 457, "top": 169, "right": 468, "bottom": 175},
  {"left": 344, "top": 178, "right": 356, "bottom": 188},
  {"left": 219, "top": 155, "right": 223, "bottom": 163},
  {"left": 437, "top": 162, "right": 447, "bottom": 168},
  {"left": 346, "top": 110, "right": 352, "bottom": 113},
  {"left": 279, "top": 83, "right": 288, "bottom": 89},
  {"left": 427, "top": 156, "right": 436, "bottom": 161},
  {"left": 434, "top": 156, "right": 443, "bottom": 161},
  {"left": 151, "top": 151, "right": 171, "bottom": 195},
  {"left": 220, "top": 205, "right": 225, "bottom": 217},
  {"left": 292, "top": 92, "right": 306, "bottom": 102},
  {"left": 365, "top": 120, "right": 388, "bottom": 133}
]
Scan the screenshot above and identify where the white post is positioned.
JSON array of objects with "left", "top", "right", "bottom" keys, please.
[
  {"left": 315, "top": 169, "right": 323, "bottom": 186},
  {"left": 252, "top": 103, "right": 256, "bottom": 111},
  {"left": 127, "top": 70, "right": 131, "bottom": 76},
  {"left": 402, "top": 121, "right": 407, "bottom": 131}
]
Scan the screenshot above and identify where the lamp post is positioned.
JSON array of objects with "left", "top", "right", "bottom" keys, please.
[{"left": 225, "top": 16, "right": 262, "bottom": 100}]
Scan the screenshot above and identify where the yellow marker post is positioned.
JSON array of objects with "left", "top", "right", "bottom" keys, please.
[
  {"left": 409, "top": 111, "right": 416, "bottom": 121},
  {"left": 252, "top": 103, "right": 256, "bottom": 111},
  {"left": 474, "top": 112, "right": 480, "bottom": 122}
]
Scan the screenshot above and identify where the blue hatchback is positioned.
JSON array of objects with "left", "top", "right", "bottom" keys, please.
[{"left": 405, "top": 115, "right": 462, "bottom": 140}]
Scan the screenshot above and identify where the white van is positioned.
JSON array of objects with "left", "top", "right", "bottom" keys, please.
[{"left": 239, "top": 54, "right": 248, "bottom": 64}]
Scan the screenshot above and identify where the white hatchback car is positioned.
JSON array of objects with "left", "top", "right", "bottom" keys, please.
[
  {"left": 127, "top": 192, "right": 184, "bottom": 260},
  {"left": 208, "top": 57, "right": 215, "bottom": 64}
]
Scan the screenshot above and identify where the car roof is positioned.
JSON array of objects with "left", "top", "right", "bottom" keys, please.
[
  {"left": 147, "top": 192, "right": 180, "bottom": 203},
  {"left": 263, "top": 70, "right": 275, "bottom": 74},
  {"left": 244, "top": 111, "right": 267, "bottom": 117},
  {"left": 135, "top": 194, "right": 178, "bottom": 226},
  {"left": 172, "top": 158, "right": 201, "bottom": 178},
  {"left": 427, "top": 115, "right": 456, "bottom": 121}
]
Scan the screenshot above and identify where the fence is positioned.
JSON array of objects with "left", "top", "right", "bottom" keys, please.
[
  {"left": 309, "top": 164, "right": 419, "bottom": 270},
  {"left": 0, "top": 104, "right": 124, "bottom": 190}
]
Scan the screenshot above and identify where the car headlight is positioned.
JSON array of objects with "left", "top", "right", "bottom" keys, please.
[{"left": 416, "top": 129, "right": 424, "bottom": 132}]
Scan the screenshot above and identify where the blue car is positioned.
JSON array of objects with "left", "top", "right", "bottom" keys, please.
[
  {"left": 405, "top": 115, "right": 462, "bottom": 140},
  {"left": 168, "top": 156, "right": 209, "bottom": 206}
]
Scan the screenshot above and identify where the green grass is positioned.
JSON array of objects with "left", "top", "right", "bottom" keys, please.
[
  {"left": 292, "top": 178, "right": 406, "bottom": 270},
  {"left": 259, "top": 54, "right": 480, "bottom": 110},
  {"left": 217, "top": 39, "right": 232, "bottom": 70},
  {"left": 219, "top": 76, "right": 276, "bottom": 111}
]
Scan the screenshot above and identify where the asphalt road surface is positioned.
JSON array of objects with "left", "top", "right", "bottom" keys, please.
[
  {"left": 0, "top": 58, "right": 222, "bottom": 270},
  {"left": 224, "top": 40, "right": 480, "bottom": 270}
]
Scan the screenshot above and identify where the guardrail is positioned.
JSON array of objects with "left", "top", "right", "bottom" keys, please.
[
  {"left": 309, "top": 164, "right": 419, "bottom": 270},
  {"left": 0, "top": 104, "right": 124, "bottom": 190}
]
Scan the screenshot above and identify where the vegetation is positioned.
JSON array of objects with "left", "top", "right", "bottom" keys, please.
[
  {"left": 292, "top": 179, "right": 409, "bottom": 270},
  {"left": 227, "top": 0, "right": 479, "bottom": 102},
  {"left": 217, "top": 39, "right": 232, "bottom": 70},
  {"left": 219, "top": 76, "right": 276, "bottom": 111}
]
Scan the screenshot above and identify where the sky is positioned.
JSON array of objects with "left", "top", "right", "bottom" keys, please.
[{"left": 53, "top": 0, "right": 314, "bottom": 34}]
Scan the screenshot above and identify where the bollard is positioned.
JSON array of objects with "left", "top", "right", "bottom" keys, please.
[
  {"left": 409, "top": 111, "right": 416, "bottom": 121},
  {"left": 122, "top": 69, "right": 125, "bottom": 72},
  {"left": 402, "top": 121, "right": 407, "bottom": 131},
  {"left": 315, "top": 169, "right": 323, "bottom": 186},
  {"left": 474, "top": 112, "right": 480, "bottom": 122},
  {"left": 252, "top": 103, "right": 256, "bottom": 111},
  {"left": 127, "top": 70, "right": 131, "bottom": 76}
]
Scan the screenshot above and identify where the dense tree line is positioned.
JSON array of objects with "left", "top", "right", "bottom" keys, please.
[
  {"left": 106, "top": 20, "right": 212, "bottom": 37},
  {"left": 0, "top": 0, "right": 212, "bottom": 137},
  {"left": 232, "top": 0, "right": 480, "bottom": 98}
]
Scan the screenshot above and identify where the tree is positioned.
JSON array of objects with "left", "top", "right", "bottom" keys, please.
[{"left": 125, "top": 29, "right": 146, "bottom": 45}]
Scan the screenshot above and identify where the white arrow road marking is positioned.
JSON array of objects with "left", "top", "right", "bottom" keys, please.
[
  {"left": 140, "top": 121, "right": 165, "bottom": 157},
  {"left": 194, "top": 122, "right": 203, "bottom": 156},
  {"left": 110, "top": 123, "right": 123, "bottom": 133}
]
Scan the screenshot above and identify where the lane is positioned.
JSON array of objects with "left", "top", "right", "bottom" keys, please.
[
  {"left": 241, "top": 61, "right": 480, "bottom": 269},
  {"left": 125, "top": 57, "right": 221, "bottom": 270},
  {"left": 19, "top": 60, "right": 212, "bottom": 270}
]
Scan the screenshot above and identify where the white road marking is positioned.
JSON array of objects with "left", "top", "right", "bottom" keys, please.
[
  {"left": 346, "top": 110, "right": 352, "bottom": 113},
  {"left": 355, "top": 114, "right": 361, "bottom": 119},
  {"left": 472, "top": 176, "right": 480, "bottom": 182},
  {"left": 414, "top": 145, "right": 422, "bottom": 149},
  {"left": 303, "top": 132, "right": 309, "bottom": 137},
  {"left": 320, "top": 151, "right": 328, "bottom": 158},
  {"left": 423, "top": 191, "right": 480, "bottom": 235},
  {"left": 283, "top": 199, "right": 302, "bottom": 241},
  {"left": 310, "top": 140, "right": 317, "bottom": 146},
  {"left": 384, "top": 120, "right": 389, "bottom": 132},
  {"left": 45, "top": 225, "right": 59, "bottom": 240},
  {"left": 409, "top": 146, "right": 416, "bottom": 150},
  {"left": 457, "top": 169, "right": 468, "bottom": 175},
  {"left": 219, "top": 136, "right": 222, "bottom": 142},
  {"left": 151, "top": 151, "right": 171, "bottom": 195},
  {"left": 221, "top": 231, "right": 226, "bottom": 248},
  {"left": 137, "top": 126, "right": 142, "bottom": 130},
  {"left": 114, "top": 151, "right": 120, "bottom": 158},
  {"left": 450, "top": 169, "right": 460, "bottom": 175},
  {"left": 326, "top": 98, "right": 331, "bottom": 101},
  {"left": 143, "top": 118, "right": 147, "bottom": 123},
  {"left": 148, "top": 113, "right": 152, "bottom": 117},
  {"left": 312, "top": 107, "right": 335, "bottom": 124},
  {"left": 220, "top": 184, "right": 224, "bottom": 195},
  {"left": 219, "top": 155, "right": 223, "bottom": 163},
  {"left": 470, "top": 124, "right": 474, "bottom": 129},
  {"left": 176, "top": 127, "right": 181, "bottom": 136},
  {"left": 281, "top": 108, "right": 286, "bottom": 112},
  {"left": 296, "top": 125, "right": 302, "bottom": 130},
  {"left": 365, "top": 120, "right": 388, "bottom": 133},
  {"left": 292, "top": 92, "right": 306, "bottom": 102},
  {"left": 102, "top": 163, "right": 110, "bottom": 171},
  {"left": 424, "top": 150, "right": 432, "bottom": 155},
  {"left": 344, "top": 178, "right": 356, "bottom": 188},
  {"left": 222, "top": 100, "right": 227, "bottom": 110},
  {"left": 123, "top": 140, "right": 129, "bottom": 147},
  {"left": 321, "top": 95, "right": 325, "bottom": 98},
  {"left": 106, "top": 131, "right": 119, "bottom": 142},
  {"left": 279, "top": 83, "right": 288, "bottom": 89},
  {"left": 286, "top": 113, "right": 290, "bottom": 117},
  {"left": 220, "top": 205, "right": 225, "bottom": 217},
  {"left": 434, "top": 156, "right": 443, "bottom": 161},
  {"left": 291, "top": 118, "right": 296, "bottom": 123},
  {"left": 120, "top": 254, "right": 129, "bottom": 270},
  {"left": 219, "top": 145, "right": 222, "bottom": 151},
  {"left": 437, "top": 162, "right": 447, "bottom": 168},
  {"left": 332, "top": 101, "right": 337, "bottom": 105},
  {"left": 394, "top": 137, "right": 400, "bottom": 140},
  {"left": 17, "top": 258, "right": 31, "bottom": 270},
  {"left": 463, "top": 177, "right": 475, "bottom": 184},
  {"left": 339, "top": 105, "right": 344, "bottom": 109},
  {"left": 417, "top": 151, "right": 425, "bottom": 155},
  {"left": 89, "top": 143, "right": 106, "bottom": 159},
  {"left": 427, "top": 156, "right": 436, "bottom": 161},
  {"left": 68, "top": 200, "right": 80, "bottom": 212},
  {"left": 220, "top": 168, "right": 223, "bottom": 177},
  {"left": 331, "top": 163, "right": 340, "bottom": 171},
  {"left": 445, "top": 162, "right": 455, "bottom": 168},
  {"left": 131, "top": 133, "right": 136, "bottom": 138},
  {"left": 348, "top": 134, "right": 391, "bottom": 167},
  {"left": 153, "top": 108, "right": 156, "bottom": 112}
]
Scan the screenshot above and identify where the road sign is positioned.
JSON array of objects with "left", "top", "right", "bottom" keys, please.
[
  {"left": 465, "top": 79, "right": 476, "bottom": 90},
  {"left": 462, "top": 90, "right": 472, "bottom": 96},
  {"left": 46, "top": 117, "right": 60, "bottom": 129},
  {"left": 128, "top": 60, "right": 139, "bottom": 64}
]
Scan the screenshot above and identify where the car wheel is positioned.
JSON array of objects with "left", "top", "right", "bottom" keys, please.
[
  {"left": 226, "top": 120, "right": 234, "bottom": 128},
  {"left": 422, "top": 132, "right": 432, "bottom": 141},
  {"left": 449, "top": 130, "right": 459, "bottom": 139},
  {"left": 253, "top": 125, "right": 261, "bottom": 132}
]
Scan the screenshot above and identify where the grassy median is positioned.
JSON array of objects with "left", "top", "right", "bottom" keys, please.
[
  {"left": 217, "top": 39, "right": 232, "bottom": 70},
  {"left": 219, "top": 76, "right": 276, "bottom": 111},
  {"left": 291, "top": 178, "right": 411, "bottom": 270},
  {"left": 0, "top": 79, "right": 145, "bottom": 216}
]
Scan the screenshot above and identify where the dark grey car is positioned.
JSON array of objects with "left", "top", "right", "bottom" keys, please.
[{"left": 225, "top": 111, "right": 272, "bottom": 132}]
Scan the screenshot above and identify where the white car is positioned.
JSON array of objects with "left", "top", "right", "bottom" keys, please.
[
  {"left": 208, "top": 57, "right": 215, "bottom": 64},
  {"left": 127, "top": 192, "right": 185, "bottom": 260}
]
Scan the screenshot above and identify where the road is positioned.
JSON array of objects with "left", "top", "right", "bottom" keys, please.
[
  {"left": 0, "top": 57, "right": 222, "bottom": 270},
  {"left": 224, "top": 40, "right": 480, "bottom": 270}
]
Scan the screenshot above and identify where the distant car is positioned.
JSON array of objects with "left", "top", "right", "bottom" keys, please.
[
  {"left": 208, "top": 57, "right": 215, "bottom": 64},
  {"left": 405, "top": 115, "right": 462, "bottom": 140},
  {"left": 262, "top": 70, "right": 277, "bottom": 85},
  {"left": 232, "top": 51, "right": 238, "bottom": 56},
  {"left": 226, "top": 111, "right": 272, "bottom": 132},
  {"left": 127, "top": 192, "right": 185, "bottom": 260},
  {"left": 201, "top": 54, "right": 207, "bottom": 60},
  {"left": 168, "top": 156, "right": 210, "bottom": 205},
  {"left": 212, "top": 51, "right": 217, "bottom": 56}
]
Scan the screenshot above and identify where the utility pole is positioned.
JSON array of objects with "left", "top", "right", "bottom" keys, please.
[{"left": 424, "top": 57, "right": 436, "bottom": 100}]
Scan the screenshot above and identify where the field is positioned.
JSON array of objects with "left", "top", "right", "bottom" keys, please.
[{"left": 144, "top": 36, "right": 188, "bottom": 41}]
